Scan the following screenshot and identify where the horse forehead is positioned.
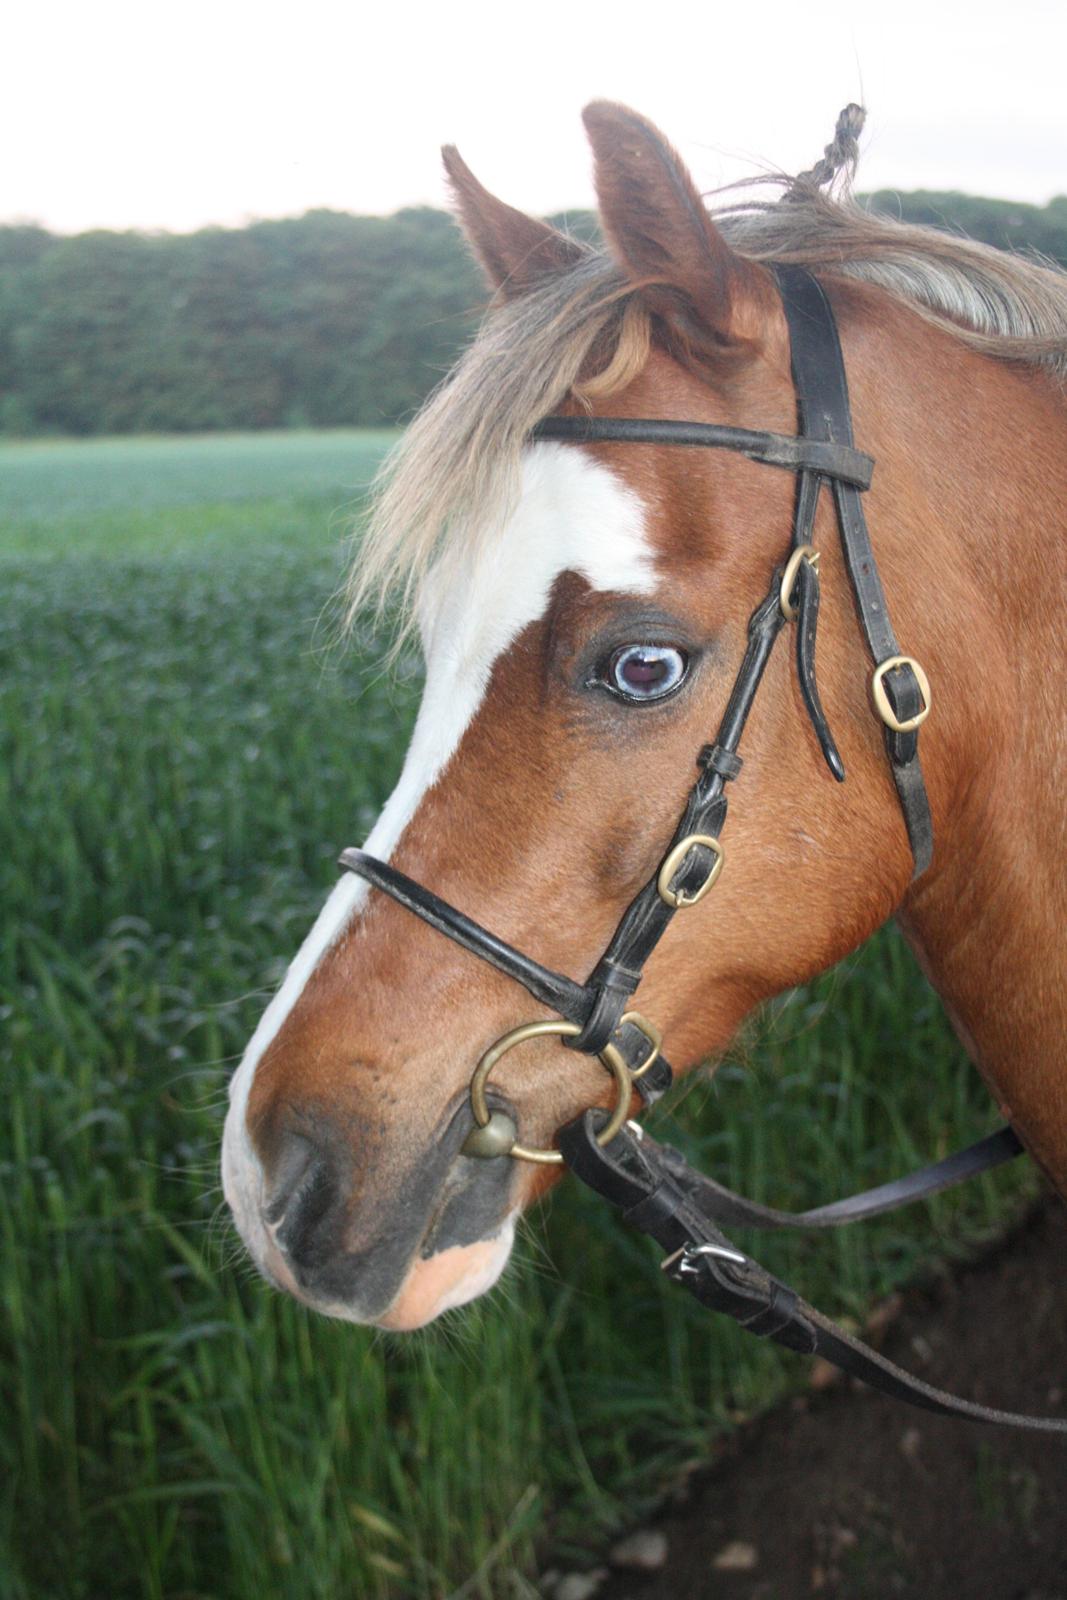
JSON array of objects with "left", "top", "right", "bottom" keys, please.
[
  {"left": 224, "top": 442, "right": 659, "bottom": 1105},
  {"left": 419, "top": 442, "right": 657, "bottom": 678}
]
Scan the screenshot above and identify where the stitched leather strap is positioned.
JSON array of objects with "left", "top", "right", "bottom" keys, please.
[
  {"left": 337, "top": 848, "right": 676, "bottom": 1104},
  {"left": 624, "top": 1123, "right": 1024, "bottom": 1232},
  {"left": 532, "top": 415, "right": 874, "bottom": 488},
  {"left": 774, "top": 266, "right": 933, "bottom": 876},
  {"left": 338, "top": 849, "right": 588, "bottom": 1018},
  {"left": 559, "top": 1114, "right": 1064, "bottom": 1431},
  {"left": 569, "top": 580, "right": 784, "bottom": 1053}
]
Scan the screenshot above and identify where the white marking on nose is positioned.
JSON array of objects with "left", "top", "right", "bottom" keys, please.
[{"left": 222, "top": 443, "right": 656, "bottom": 1279}]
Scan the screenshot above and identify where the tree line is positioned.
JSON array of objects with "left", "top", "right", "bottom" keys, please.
[{"left": 2, "top": 193, "right": 1065, "bottom": 437}]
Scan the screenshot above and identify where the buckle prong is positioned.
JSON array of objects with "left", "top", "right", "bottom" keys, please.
[{"left": 661, "top": 1242, "right": 748, "bottom": 1277}]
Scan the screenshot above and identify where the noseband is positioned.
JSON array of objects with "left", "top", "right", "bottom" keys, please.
[{"left": 339, "top": 267, "right": 1061, "bottom": 1431}]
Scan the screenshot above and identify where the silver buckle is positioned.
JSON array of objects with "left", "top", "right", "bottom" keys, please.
[{"left": 661, "top": 1241, "right": 747, "bottom": 1278}]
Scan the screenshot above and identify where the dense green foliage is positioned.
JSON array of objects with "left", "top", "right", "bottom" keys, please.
[
  {"left": 0, "top": 433, "right": 1037, "bottom": 1598},
  {"left": 865, "top": 190, "right": 1067, "bottom": 262},
  {"left": 0, "top": 211, "right": 483, "bottom": 436},
  {"left": 3, "top": 192, "right": 1065, "bottom": 439}
]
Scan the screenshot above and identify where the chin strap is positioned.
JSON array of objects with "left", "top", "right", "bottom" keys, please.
[{"left": 558, "top": 1114, "right": 1066, "bottom": 1432}]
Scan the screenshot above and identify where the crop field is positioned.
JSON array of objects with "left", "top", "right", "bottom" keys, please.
[{"left": 0, "top": 430, "right": 1037, "bottom": 1600}]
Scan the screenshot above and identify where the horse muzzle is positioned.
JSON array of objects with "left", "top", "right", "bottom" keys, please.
[{"left": 223, "top": 1092, "right": 521, "bottom": 1327}]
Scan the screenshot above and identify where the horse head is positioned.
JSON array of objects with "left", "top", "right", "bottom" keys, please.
[{"left": 223, "top": 101, "right": 1067, "bottom": 1329}]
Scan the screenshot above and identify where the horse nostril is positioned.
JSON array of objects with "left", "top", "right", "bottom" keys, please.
[
  {"left": 244, "top": 1099, "right": 521, "bottom": 1317},
  {"left": 272, "top": 1149, "right": 343, "bottom": 1280},
  {"left": 263, "top": 1131, "right": 318, "bottom": 1225}
]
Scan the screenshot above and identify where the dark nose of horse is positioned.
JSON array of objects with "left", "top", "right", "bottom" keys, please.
[
  {"left": 263, "top": 1131, "right": 318, "bottom": 1224},
  {"left": 264, "top": 1132, "right": 344, "bottom": 1279},
  {"left": 259, "top": 1102, "right": 520, "bottom": 1313}
]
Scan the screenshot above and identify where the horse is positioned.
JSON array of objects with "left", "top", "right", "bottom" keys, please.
[{"left": 222, "top": 102, "right": 1067, "bottom": 1336}]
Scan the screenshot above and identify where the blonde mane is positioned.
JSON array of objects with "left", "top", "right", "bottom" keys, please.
[{"left": 345, "top": 126, "right": 1067, "bottom": 639}]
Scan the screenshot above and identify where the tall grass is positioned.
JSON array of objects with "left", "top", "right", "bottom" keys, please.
[{"left": 0, "top": 432, "right": 1035, "bottom": 1599}]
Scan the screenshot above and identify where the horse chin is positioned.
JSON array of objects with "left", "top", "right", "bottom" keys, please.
[
  {"left": 250, "top": 1216, "right": 518, "bottom": 1330},
  {"left": 376, "top": 1221, "right": 517, "bottom": 1330},
  {"left": 239, "top": 1206, "right": 519, "bottom": 1331}
]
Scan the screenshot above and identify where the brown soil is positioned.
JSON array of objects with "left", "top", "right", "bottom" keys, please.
[{"left": 594, "top": 1200, "right": 1067, "bottom": 1600}]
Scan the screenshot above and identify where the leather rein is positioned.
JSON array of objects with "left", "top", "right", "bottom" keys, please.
[{"left": 340, "top": 266, "right": 1064, "bottom": 1432}]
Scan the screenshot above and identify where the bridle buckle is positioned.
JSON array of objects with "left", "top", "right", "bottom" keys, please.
[
  {"left": 656, "top": 833, "right": 724, "bottom": 909},
  {"left": 871, "top": 655, "right": 931, "bottom": 734},
  {"left": 779, "top": 543, "right": 820, "bottom": 622},
  {"left": 615, "top": 1011, "right": 663, "bottom": 1080}
]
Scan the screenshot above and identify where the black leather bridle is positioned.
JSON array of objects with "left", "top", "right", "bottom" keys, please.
[{"left": 340, "top": 266, "right": 1064, "bottom": 1431}]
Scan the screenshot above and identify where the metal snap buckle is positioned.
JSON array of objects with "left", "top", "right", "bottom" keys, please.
[
  {"left": 661, "top": 1241, "right": 748, "bottom": 1277},
  {"left": 779, "top": 544, "right": 819, "bottom": 622},
  {"left": 465, "top": 1018, "right": 634, "bottom": 1165},
  {"left": 870, "top": 654, "right": 931, "bottom": 733},
  {"left": 656, "top": 833, "right": 724, "bottom": 909}
]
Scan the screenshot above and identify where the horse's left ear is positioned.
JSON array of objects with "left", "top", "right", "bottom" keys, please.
[
  {"left": 442, "top": 144, "right": 588, "bottom": 298},
  {"left": 583, "top": 101, "right": 774, "bottom": 356}
]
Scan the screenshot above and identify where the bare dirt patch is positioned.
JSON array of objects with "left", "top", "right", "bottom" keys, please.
[{"left": 593, "top": 1199, "right": 1067, "bottom": 1600}]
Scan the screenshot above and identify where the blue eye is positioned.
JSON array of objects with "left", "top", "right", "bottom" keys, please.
[{"left": 607, "top": 644, "right": 688, "bottom": 702}]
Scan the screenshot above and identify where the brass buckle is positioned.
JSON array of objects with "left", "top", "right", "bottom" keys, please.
[
  {"left": 779, "top": 544, "right": 819, "bottom": 622},
  {"left": 616, "top": 1010, "right": 662, "bottom": 1080},
  {"left": 656, "top": 833, "right": 724, "bottom": 909},
  {"left": 468, "top": 1019, "right": 634, "bottom": 1165},
  {"left": 871, "top": 655, "right": 931, "bottom": 734}
]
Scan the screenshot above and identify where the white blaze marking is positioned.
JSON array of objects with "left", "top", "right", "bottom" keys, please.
[{"left": 222, "top": 443, "right": 655, "bottom": 1271}]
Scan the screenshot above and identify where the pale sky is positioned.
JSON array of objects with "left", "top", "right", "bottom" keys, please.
[{"left": 7, "top": 0, "right": 1066, "bottom": 235}]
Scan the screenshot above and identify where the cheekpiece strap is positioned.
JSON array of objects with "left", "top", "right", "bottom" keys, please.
[{"left": 772, "top": 265, "right": 933, "bottom": 876}]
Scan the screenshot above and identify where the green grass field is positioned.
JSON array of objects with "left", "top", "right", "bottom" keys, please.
[{"left": 0, "top": 431, "right": 1036, "bottom": 1600}]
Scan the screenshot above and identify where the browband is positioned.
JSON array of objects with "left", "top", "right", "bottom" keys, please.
[{"left": 531, "top": 415, "right": 875, "bottom": 490}]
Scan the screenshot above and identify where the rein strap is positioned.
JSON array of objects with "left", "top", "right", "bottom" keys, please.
[{"left": 560, "top": 1114, "right": 1063, "bottom": 1433}]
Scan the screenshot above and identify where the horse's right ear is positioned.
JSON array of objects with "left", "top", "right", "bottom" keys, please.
[
  {"left": 442, "top": 145, "right": 587, "bottom": 298},
  {"left": 582, "top": 101, "right": 773, "bottom": 355}
]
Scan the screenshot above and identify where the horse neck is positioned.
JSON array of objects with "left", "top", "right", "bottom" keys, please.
[{"left": 862, "top": 301, "right": 1067, "bottom": 1188}]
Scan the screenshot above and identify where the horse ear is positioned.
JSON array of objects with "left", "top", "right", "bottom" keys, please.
[
  {"left": 442, "top": 145, "right": 587, "bottom": 298},
  {"left": 582, "top": 101, "right": 772, "bottom": 353}
]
